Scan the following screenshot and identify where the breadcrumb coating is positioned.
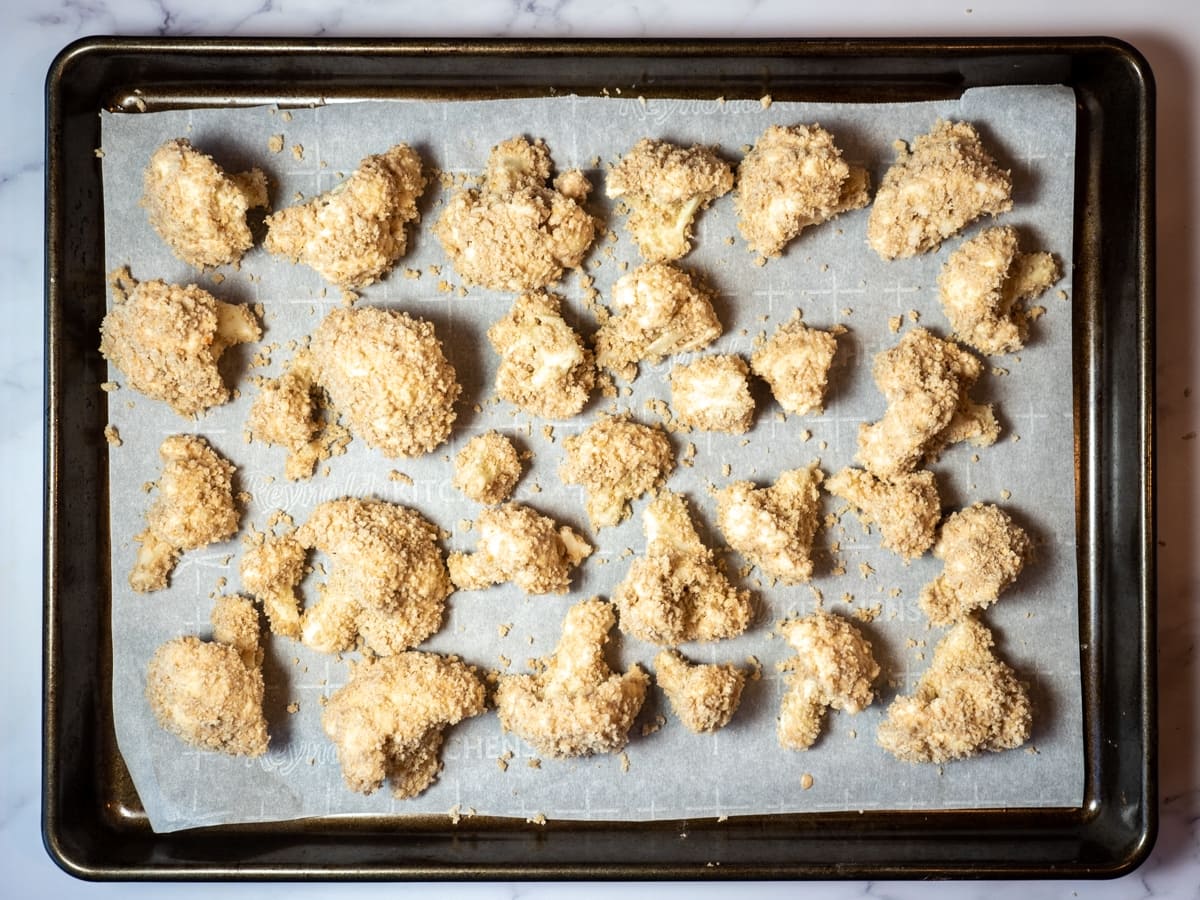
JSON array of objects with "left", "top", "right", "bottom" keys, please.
[
  {"left": 919, "top": 503, "right": 1031, "bottom": 626},
  {"left": 309, "top": 306, "right": 460, "bottom": 458},
  {"left": 559, "top": 413, "right": 676, "bottom": 530},
  {"left": 717, "top": 464, "right": 824, "bottom": 585},
  {"left": 240, "top": 530, "right": 307, "bottom": 638},
  {"left": 867, "top": 120, "right": 1013, "bottom": 260},
  {"left": 487, "top": 291, "right": 594, "bottom": 418},
  {"left": 669, "top": 354, "right": 755, "bottom": 434},
  {"left": 613, "top": 491, "right": 752, "bottom": 645},
  {"left": 322, "top": 652, "right": 485, "bottom": 797},
  {"left": 750, "top": 311, "right": 841, "bottom": 416},
  {"left": 735, "top": 124, "right": 870, "bottom": 257},
  {"left": 937, "top": 225, "right": 1061, "bottom": 356},
  {"left": 606, "top": 138, "right": 734, "bottom": 262},
  {"left": 654, "top": 649, "right": 745, "bottom": 733},
  {"left": 100, "top": 267, "right": 261, "bottom": 416},
  {"left": 877, "top": 618, "right": 1031, "bottom": 763},
  {"left": 448, "top": 503, "right": 591, "bottom": 594},
  {"left": 777, "top": 611, "right": 879, "bottom": 750},
  {"left": 452, "top": 431, "right": 522, "bottom": 504},
  {"left": 495, "top": 598, "right": 649, "bottom": 757},
  {"left": 826, "top": 466, "right": 941, "bottom": 561},
  {"left": 434, "top": 136, "right": 597, "bottom": 291},
  {"left": 130, "top": 435, "right": 240, "bottom": 593},
  {"left": 264, "top": 143, "right": 427, "bottom": 289},
  {"left": 142, "top": 138, "right": 268, "bottom": 269}
]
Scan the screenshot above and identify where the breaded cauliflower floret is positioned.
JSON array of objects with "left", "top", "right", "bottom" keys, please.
[
  {"left": 99, "top": 267, "right": 261, "bottom": 417},
  {"left": 239, "top": 529, "right": 307, "bottom": 638},
  {"left": 142, "top": 138, "right": 269, "bottom": 269},
  {"left": 606, "top": 138, "right": 734, "bottom": 262},
  {"left": 595, "top": 262, "right": 722, "bottom": 381},
  {"left": 496, "top": 598, "right": 649, "bottom": 757},
  {"left": 559, "top": 413, "right": 676, "bottom": 530},
  {"left": 735, "top": 124, "right": 870, "bottom": 258},
  {"left": 448, "top": 503, "right": 592, "bottom": 595},
  {"left": 867, "top": 120, "right": 1013, "bottom": 260},
  {"left": 776, "top": 611, "right": 879, "bottom": 750},
  {"left": 434, "top": 136, "right": 596, "bottom": 291},
  {"left": 130, "top": 435, "right": 240, "bottom": 593},
  {"left": 309, "top": 306, "right": 460, "bottom": 458},
  {"left": 322, "top": 652, "right": 485, "bottom": 798},
  {"left": 938, "top": 225, "right": 1062, "bottom": 356},
  {"left": 654, "top": 649, "right": 746, "bottom": 733},
  {"left": 487, "top": 291, "right": 594, "bottom": 418},
  {"left": 919, "top": 503, "right": 1032, "bottom": 626},
  {"left": 750, "top": 310, "right": 841, "bottom": 416},
  {"left": 826, "top": 466, "right": 941, "bottom": 561},
  {"left": 452, "top": 431, "right": 522, "bottom": 504},
  {"left": 145, "top": 595, "right": 268, "bottom": 757},
  {"left": 669, "top": 354, "right": 755, "bottom": 434},
  {"left": 716, "top": 464, "right": 824, "bottom": 585},
  {"left": 613, "top": 491, "right": 752, "bottom": 646},
  {"left": 878, "top": 618, "right": 1031, "bottom": 763},
  {"left": 265, "top": 144, "right": 426, "bottom": 289}
]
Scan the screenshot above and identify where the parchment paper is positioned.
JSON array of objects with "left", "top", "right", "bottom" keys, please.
[{"left": 101, "top": 87, "right": 1082, "bottom": 833}]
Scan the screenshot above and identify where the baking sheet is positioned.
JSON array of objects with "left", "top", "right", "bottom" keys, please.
[{"left": 100, "top": 87, "right": 1082, "bottom": 833}]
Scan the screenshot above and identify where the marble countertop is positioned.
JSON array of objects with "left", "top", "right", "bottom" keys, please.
[{"left": 4, "top": 1, "right": 1196, "bottom": 897}]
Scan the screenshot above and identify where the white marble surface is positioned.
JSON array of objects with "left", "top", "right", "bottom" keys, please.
[{"left": 2, "top": 0, "right": 1195, "bottom": 897}]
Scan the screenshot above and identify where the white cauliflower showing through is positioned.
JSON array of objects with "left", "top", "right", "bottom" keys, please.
[
  {"left": 452, "top": 431, "right": 522, "bottom": 505},
  {"left": 239, "top": 528, "right": 307, "bottom": 639},
  {"left": 750, "top": 310, "right": 842, "bottom": 416},
  {"left": 495, "top": 598, "right": 649, "bottom": 757},
  {"left": 669, "top": 354, "right": 755, "bottom": 434},
  {"left": 826, "top": 466, "right": 941, "bottom": 561},
  {"left": 654, "top": 649, "right": 746, "bottom": 733},
  {"left": 434, "top": 136, "right": 597, "bottom": 291},
  {"left": 776, "top": 611, "right": 879, "bottom": 751},
  {"left": 605, "top": 138, "right": 734, "bottom": 262},
  {"left": 448, "top": 503, "right": 592, "bottom": 595},
  {"left": 716, "top": 464, "right": 824, "bottom": 585}
]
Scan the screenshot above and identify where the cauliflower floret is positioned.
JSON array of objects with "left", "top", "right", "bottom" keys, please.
[
  {"left": 559, "top": 413, "right": 676, "bottom": 530},
  {"left": 309, "top": 306, "right": 460, "bottom": 458},
  {"left": 264, "top": 143, "right": 427, "bottom": 289},
  {"left": 735, "top": 124, "right": 870, "bottom": 258},
  {"left": 142, "top": 138, "right": 269, "bottom": 269},
  {"left": 145, "top": 595, "right": 268, "bottom": 757},
  {"left": 434, "top": 136, "right": 597, "bottom": 291},
  {"left": 716, "top": 464, "right": 824, "bottom": 585},
  {"left": 867, "top": 120, "right": 1013, "bottom": 260},
  {"left": 668, "top": 354, "right": 755, "bottom": 434},
  {"left": 448, "top": 503, "right": 591, "bottom": 595},
  {"left": 452, "top": 431, "right": 522, "bottom": 505},
  {"left": 606, "top": 138, "right": 734, "bottom": 262},
  {"left": 938, "top": 225, "right": 1062, "bottom": 356},
  {"left": 654, "top": 649, "right": 746, "bottom": 733},
  {"left": 322, "top": 652, "right": 486, "bottom": 797},
  {"left": 776, "top": 611, "right": 879, "bottom": 750},
  {"left": 750, "top": 310, "right": 841, "bottom": 416},
  {"left": 486, "top": 291, "right": 594, "bottom": 418},
  {"left": 613, "top": 491, "right": 752, "bottom": 646},
  {"left": 919, "top": 503, "right": 1032, "bottom": 626},
  {"left": 130, "top": 435, "right": 240, "bottom": 593},
  {"left": 826, "top": 466, "right": 941, "bottom": 561},
  {"left": 878, "top": 618, "right": 1031, "bottom": 763},
  {"left": 595, "top": 262, "right": 723, "bottom": 381},
  {"left": 495, "top": 598, "right": 649, "bottom": 757},
  {"left": 99, "top": 267, "right": 261, "bottom": 417},
  {"left": 239, "top": 529, "right": 307, "bottom": 638}
]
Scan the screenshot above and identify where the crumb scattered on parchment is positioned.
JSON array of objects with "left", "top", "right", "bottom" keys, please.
[
  {"left": 104, "top": 424, "right": 122, "bottom": 446},
  {"left": 800, "top": 773, "right": 814, "bottom": 790},
  {"left": 268, "top": 134, "right": 284, "bottom": 153}
]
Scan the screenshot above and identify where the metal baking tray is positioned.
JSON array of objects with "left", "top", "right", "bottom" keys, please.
[{"left": 43, "top": 36, "right": 1155, "bottom": 880}]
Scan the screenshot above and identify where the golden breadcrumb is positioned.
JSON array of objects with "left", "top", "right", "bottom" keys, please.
[
  {"left": 559, "top": 413, "right": 676, "bottom": 530},
  {"left": 322, "top": 652, "right": 486, "bottom": 797},
  {"left": 717, "top": 464, "right": 824, "bottom": 585},
  {"left": 141, "top": 138, "right": 268, "bottom": 269},
  {"left": 447, "top": 503, "right": 592, "bottom": 594},
  {"left": 613, "top": 491, "right": 752, "bottom": 645},
  {"left": 937, "top": 225, "right": 1061, "bottom": 356},
  {"left": 867, "top": 120, "right": 1012, "bottom": 260},
  {"left": 776, "top": 611, "right": 879, "bottom": 750},
  {"left": 654, "top": 649, "right": 745, "bottom": 733},
  {"left": 826, "top": 466, "right": 941, "bottom": 561},
  {"left": 452, "top": 431, "right": 522, "bottom": 504},
  {"left": 130, "top": 435, "right": 240, "bottom": 593},
  {"left": 264, "top": 144, "right": 427, "bottom": 289},
  {"left": 605, "top": 138, "right": 734, "bottom": 262},
  {"left": 919, "top": 503, "right": 1032, "bottom": 625},
  {"left": 750, "top": 311, "right": 840, "bottom": 416},
  {"left": 495, "top": 598, "right": 649, "bottom": 757},
  {"left": 145, "top": 595, "right": 268, "bottom": 756},
  {"left": 877, "top": 618, "right": 1031, "bottom": 763},
  {"left": 309, "top": 306, "right": 460, "bottom": 458},
  {"left": 735, "top": 124, "right": 870, "bottom": 257},
  {"left": 434, "top": 136, "right": 597, "bottom": 291},
  {"left": 486, "top": 291, "right": 594, "bottom": 418},
  {"left": 668, "top": 354, "right": 755, "bottom": 434},
  {"left": 240, "top": 530, "right": 307, "bottom": 638},
  {"left": 100, "top": 267, "right": 261, "bottom": 417}
]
